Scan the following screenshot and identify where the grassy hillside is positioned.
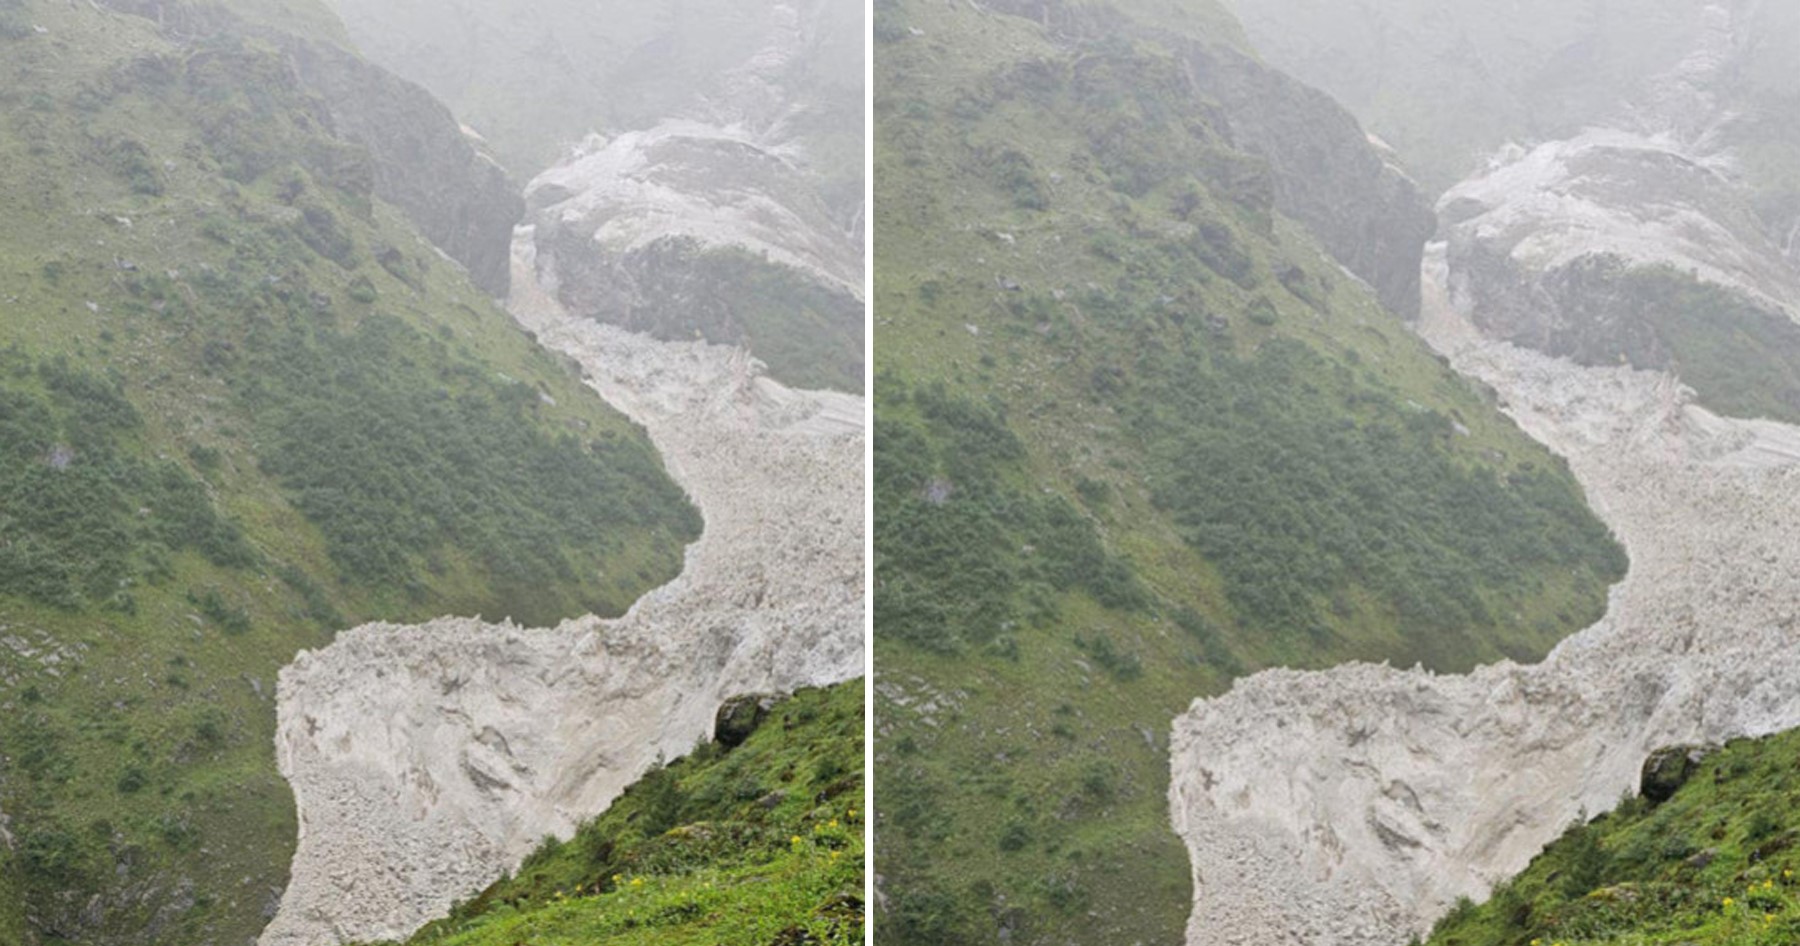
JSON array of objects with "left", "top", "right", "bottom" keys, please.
[
  {"left": 0, "top": 2, "right": 700, "bottom": 943},
  {"left": 871, "top": 1, "right": 1627, "bottom": 943},
  {"left": 1423, "top": 730, "right": 1800, "bottom": 946},
  {"left": 359, "top": 681, "right": 865, "bottom": 946}
]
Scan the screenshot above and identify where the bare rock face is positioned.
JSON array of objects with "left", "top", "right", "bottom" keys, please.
[
  {"left": 977, "top": 0, "right": 1438, "bottom": 320},
  {"left": 285, "top": 38, "right": 525, "bottom": 298},
  {"left": 258, "top": 238, "right": 864, "bottom": 946},
  {"left": 1439, "top": 128, "right": 1800, "bottom": 363},
  {"left": 525, "top": 120, "right": 864, "bottom": 391},
  {"left": 1168, "top": 257, "right": 1800, "bottom": 946}
]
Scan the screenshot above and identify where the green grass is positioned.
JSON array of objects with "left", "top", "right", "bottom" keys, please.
[
  {"left": 1423, "top": 730, "right": 1800, "bottom": 946},
  {"left": 872, "top": 1, "right": 1626, "bottom": 943},
  {"left": 599, "top": 238, "right": 866, "bottom": 394},
  {"left": 363, "top": 681, "right": 865, "bottom": 946},
  {"left": 1602, "top": 264, "right": 1800, "bottom": 425},
  {"left": 0, "top": 3, "right": 699, "bottom": 943}
]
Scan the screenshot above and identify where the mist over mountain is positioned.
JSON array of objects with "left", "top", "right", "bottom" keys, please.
[
  {"left": 874, "top": 2, "right": 1800, "bottom": 946},
  {"left": 0, "top": 1, "right": 864, "bottom": 944},
  {"left": 323, "top": 0, "right": 868, "bottom": 392}
]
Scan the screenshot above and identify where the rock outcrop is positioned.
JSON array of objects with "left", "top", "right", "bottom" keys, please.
[
  {"left": 1439, "top": 128, "right": 1800, "bottom": 361},
  {"left": 525, "top": 121, "right": 864, "bottom": 391},
  {"left": 259, "top": 236, "right": 864, "bottom": 946},
  {"left": 1638, "top": 745, "right": 1707, "bottom": 805},
  {"left": 93, "top": 0, "right": 525, "bottom": 297},
  {"left": 285, "top": 39, "right": 524, "bottom": 297},
  {"left": 1168, "top": 255, "right": 1800, "bottom": 946}
]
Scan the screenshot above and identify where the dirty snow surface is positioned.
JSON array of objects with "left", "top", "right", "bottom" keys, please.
[
  {"left": 259, "top": 238, "right": 864, "bottom": 946},
  {"left": 1169, "top": 255, "right": 1800, "bottom": 946}
]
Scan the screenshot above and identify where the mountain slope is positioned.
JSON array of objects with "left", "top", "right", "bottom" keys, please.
[
  {"left": 1222, "top": 0, "right": 1800, "bottom": 206},
  {"left": 1422, "top": 730, "right": 1800, "bottom": 946},
  {"left": 353, "top": 681, "right": 864, "bottom": 946},
  {"left": 0, "top": 3, "right": 699, "bottom": 943},
  {"left": 324, "top": 0, "right": 867, "bottom": 394},
  {"left": 1222, "top": 2, "right": 1800, "bottom": 431},
  {"left": 871, "top": 1, "right": 1627, "bottom": 943}
]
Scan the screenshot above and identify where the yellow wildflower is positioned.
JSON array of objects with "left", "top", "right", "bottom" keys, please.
[
  {"left": 1724, "top": 897, "right": 1736, "bottom": 908},
  {"left": 629, "top": 877, "right": 645, "bottom": 888}
]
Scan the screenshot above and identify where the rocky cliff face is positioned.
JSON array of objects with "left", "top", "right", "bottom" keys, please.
[
  {"left": 1168, "top": 259, "right": 1800, "bottom": 946},
  {"left": 1189, "top": 39, "right": 1436, "bottom": 320},
  {"left": 525, "top": 121, "right": 865, "bottom": 392},
  {"left": 259, "top": 239, "right": 865, "bottom": 946},
  {"left": 284, "top": 39, "right": 524, "bottom": 297},
  {"left": 324, "top": 0, "right": 866, "bottom": 391},
  {"left": 320, "top": 0, "right": 865, "bottom": 211},
  {"left": 1439, "top": 129, "right": 1800, "bottom": 363},
  {"left": 93, "top": 0, "right": 525, "bottom": 296},
  {"left": 974, "top": 0, "right": 1435, "bottom": 318}
]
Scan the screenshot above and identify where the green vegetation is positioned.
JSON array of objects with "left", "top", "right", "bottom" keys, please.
[
  {"left": 872, "top": 0, "right": 1626, "bottom": 943},
  {"left": 1135, "top": 338, "right": 1623, "bottom": 667},
  {"left": 1597, "top": 264, "right": 1800, "bottom": 425},
  {"left": 623, "top": 239, "right": 865, "bottom": 394},
  {"left": 360, "top": 682, "right": 864, "bottom": 946},
  {"left": 1424, "top": 730, "right": 1800, "bottom": 946},
  {"left": 0, "top": 351, "right": 251, "bottom": 611},
  {"left": 0, "top": 2, "right": 698, "bottom": 943}
]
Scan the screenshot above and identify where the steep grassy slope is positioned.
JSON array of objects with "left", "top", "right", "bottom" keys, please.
[
  {"left": 358, "top": 681, "right": 864, "bottom": 946},
  {"left": 871, "top": 1, "right": 1627, "bottom": 943},
  {"left": 1423, "top": 730, "right": 1800, "bottom": 946},
  {"left": 0, "top": 3, "right": 700, "bottom": 943}
]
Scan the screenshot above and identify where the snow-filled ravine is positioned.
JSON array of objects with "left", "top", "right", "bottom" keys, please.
[
  {"left": 1168, "top": 245, "right": 1800, "bottom": 946},
  {"left": 258, "top": 233, "right": 864, "bottom": 946}
]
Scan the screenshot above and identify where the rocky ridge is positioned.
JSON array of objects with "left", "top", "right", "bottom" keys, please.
[
  {"left": 1438, "top": 127, "right": 1800, "bottom": 358},
  {"left": 526, "top": 120, "right": 862, "bottom": 317},
  {"left": 92, "top": 0, "right": 525, "bottom": 297},
  {"left": 504, "top": 0, "right": 864, "bottom": 392},
  {"left": 258, "top": 237, "right": 864, "bottom": 946},
  {"left": 1168, "top": 255, "right": 1800, "bottom": 946}
]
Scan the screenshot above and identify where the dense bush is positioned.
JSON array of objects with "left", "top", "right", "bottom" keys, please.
[
  {"left": 874, "top": 383, "right": 1145, "bottom": 654},
  {"left": 0, "top": 353, "right": 253, "bottom": 610},
  {"left": 1136, "top": 338, "right": 1626, "bottom": 651},
  {"left": 238, "top": 314, "right": 699, "bottom": 623}
]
